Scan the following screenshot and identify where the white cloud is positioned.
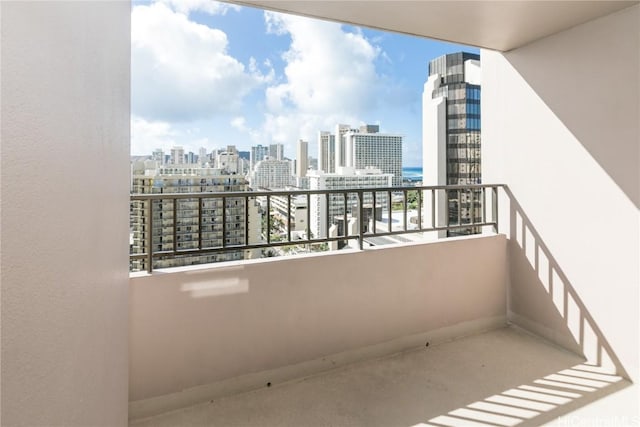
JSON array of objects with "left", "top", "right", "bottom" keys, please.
[
  {"left": 258, "top": 12, "right": 382, "bottom": 153},
  {"left": 131, "top": 2, "right": 267, "bottom": 121},
  {"left": 159, "top": 0, "right": 240, "bottom": 16},
  {"left": 265, "top": 12, "right": 380, "bottom": 115},
  {"left": 230, "top": 116, "right": 248, "bottom": 131},
  {"left": 131, "top": 116, "right": 177, "bottom": 155},
  {"left": 231, "top": 116, "right": 263, "bottom": 144},
  {"left": 132, "top": 116, "right": 235, "bottom": 154}
]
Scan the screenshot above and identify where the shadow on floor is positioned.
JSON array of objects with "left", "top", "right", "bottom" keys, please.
[{"left": 130, "top": 326, "right": 629, "bottom": 427}]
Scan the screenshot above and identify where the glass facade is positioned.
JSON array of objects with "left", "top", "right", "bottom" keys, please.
[{"left": 429, "top": 52, "right": 481, "bottom": 236}]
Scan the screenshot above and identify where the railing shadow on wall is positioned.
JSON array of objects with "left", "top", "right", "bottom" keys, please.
[
  {"left": 414, "top": 186, "right": 630, "bottom": 427},
  {"left": 503, "top": 186, "right": 628, "bottom": 380}
]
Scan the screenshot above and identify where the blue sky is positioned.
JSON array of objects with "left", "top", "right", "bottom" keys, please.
[{"left": 131, "top": 0, "right": 478, "bottom": 166}]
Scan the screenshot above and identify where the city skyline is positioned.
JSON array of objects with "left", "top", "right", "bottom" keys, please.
[{"left": 130, "top": 0, "right": 478, "bottom": 165}]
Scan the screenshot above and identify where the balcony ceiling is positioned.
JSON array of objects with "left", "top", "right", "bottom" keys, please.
[{"left": 228, "top": 1, "right": 638, "bottom": 51}]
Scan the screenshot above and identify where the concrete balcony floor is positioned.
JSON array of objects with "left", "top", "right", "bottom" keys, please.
[{"left": 130, "top": 326, "right": 627, "bottom": 427}]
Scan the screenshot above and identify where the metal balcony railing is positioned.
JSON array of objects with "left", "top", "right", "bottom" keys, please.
[{"left": 130, "top": 184, "right": 503, "bottom": 273}]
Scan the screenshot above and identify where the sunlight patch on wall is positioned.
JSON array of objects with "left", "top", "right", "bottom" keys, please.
[{"left": 181, "top": 266, "right": 249, "bottom": 297}]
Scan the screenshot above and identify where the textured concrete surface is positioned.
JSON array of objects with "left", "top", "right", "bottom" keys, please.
[
  {"left": 131, "top": 326, "right": 627, "bottom": 427},
  {"left": 130, "top": 235, "right": 507, "bottom": 404}
]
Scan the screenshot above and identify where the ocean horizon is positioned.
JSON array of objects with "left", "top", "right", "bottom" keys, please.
[{"left": 402, "top": 166, "right": 422, "bottom": 181}]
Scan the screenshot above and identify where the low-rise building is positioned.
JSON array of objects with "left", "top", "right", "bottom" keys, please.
[{"left": 308, "top": 167, "right": 392, "bottom": 239}]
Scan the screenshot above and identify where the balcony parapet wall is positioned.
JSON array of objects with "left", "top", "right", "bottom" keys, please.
[{"left": 129, "top": 234, "right": 507, "bottom": 419}]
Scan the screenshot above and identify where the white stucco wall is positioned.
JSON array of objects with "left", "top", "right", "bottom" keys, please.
[
  {"left": 482, "top": 0, "right": 639, "bottom": 405},
  {"left": 129, "top": 236, "right": 507, "bottom": 415},
  {"left": 464, "top": 59, "right": 481, "bottom": 85},
  {"left": 0, "top": 2, "right": 131, "bottom": 425},
  {"left": 422, "top": 75, "right": 447, "bottom": 190},
  {"left": 422, "top": 76, "right": 448, "bottom": 237}
]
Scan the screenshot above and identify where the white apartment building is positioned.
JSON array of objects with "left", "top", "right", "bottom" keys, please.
[
  {"left": 308, "top": 167, "right": 393, "bottom": 239},
  {"left": 269, "top": 143, "right": 284, "bottom": 161},
  {"left": 214, "top": 145, "right": 242, "bottom": 174},
  {"left": 152, "top": 149, "right": 165, "bottom": 165},
  {"left": 317, "top": 130, "right": 335, "bottom": 173},
  {"left": 334, "top": 124, "right": 356, "bottom": 169},
  {"left": 130, "top": 165, "right": 260, "bottom": 271},
  {"left": 170, "top": 146, "right": 185, "bottom": 165},
  {"left": 293, "top": 176, "right": 310, "bottom": 189},
  {"left": 198, "top": 147, "right": 208, "bottom": 166},
  {"left": 270, "top": 194, "right": 308, "bottom": 235},
  {"left": 250, "top": 144, "right": 269, "bottom": 170},
  {"left": 250, "top": 158, "right": 292, "bottom": 189},
  {"left": 319, "top": 124, "right": 403, "bottom": 185},
  {"left": 296, "top": 139, "right": 308, "bottom": 177},
  {"left": 345, "top": 129, "right": 403, "bottom": 186}
]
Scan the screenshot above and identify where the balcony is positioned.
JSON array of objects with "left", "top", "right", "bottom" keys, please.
[
  {"left": 0, "top": 2, "right": 637, "bottom": 426},
  {"left": 126, "top": 184, "right": 633, "bottom": 425}
]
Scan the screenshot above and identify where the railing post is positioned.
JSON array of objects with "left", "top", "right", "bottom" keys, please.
[
  {"left": 173, "top": 198, "right": 177, "bottom": 254},
  {"left": 372, "top": 191, "right": 377, "bottom": 234},
  {"left": 222, "top": 196, "right": 227, "bottom": 247},
  {"left": 325, "top": 192, "right": 330, "bottom": 240},
  {"left": 198, "top": 197, "right": 203, "bottom": 250},
  {"left": 343, "top": 192, "right": 348, "bottom": 240},
  {"left": 468, "top": 188, "right": 474, "bottom": 226},
  {"left": 387, "top": 190, "right": 392, "bottom": 234},
  {"left": 482, "top": 187, "right": 487, "bottom": 225},
  {"left": 266, "top": 195, "right": 270, "bottom": 245},
  {"left": 493, "top": 186, "right": 499, "bottom": 233},
  {"left": 245, "top": 196, "right": 250, "bottom": 246},
  {"left": 146, "top": 199, "right": 153, "bottom": 273},
  {"left": 287, "top": 194, "right": 292, "bottom": 243},
  {"left": 431, "top": 189, "right": 435, "bottom": 230},
  {"left": 306, "top": 193, "right": 311, "bottom": 240},
  {"left": 457, "top": 189, "right": 462, "bottom": 226},
  {"left": 417, "top": 189, "right": 422, "bottom": 230},
  {"left": 445, "top": 189, "right": 450, "bottom": 229},
  {"left": 403, "top": 189, "right": 408, "bottom": 232},
  {"left": 358, "top": 190, "right": 364, "bottom": 250}
]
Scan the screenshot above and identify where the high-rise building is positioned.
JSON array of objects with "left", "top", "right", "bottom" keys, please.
[
  {"left": 318, "top": 124, "right": 403, "bottom": 185},
  {"left": 198, "top": 147, "right": 208, "bottom": 166},
  {"left": 343, "top": 127, "right": 403, "bottom": 186},
  {"left": 170, "top": 146, "right": 185, "bottom": 165},
  {"left": 186, "top": 151, "right": 196, "bottom": 164},
  {"left": 308, "top": 167, "right": 393, "bottom": 240},
  {"left": 215, "top": 145, "right": 242, "bottom": 174},
  {"left": 250, "top": 144, "right": 269, "bottom": 170},
  {"left": 317, "top": 131, "right": 336, "bottom": 173},
  {"left": 152, "top": 149, "right": 165, "bottom": 165},
  {"left": 334, "top": 124, "right": 356, "bottom": 170},
  {"left": 308, "top": 156, "right": 318, "bottom": 171},
  {"left": 423, "top": 52, "right": 481, "bottom": 236},
  {"left": 130, "top": 164, "right": 261, "bottom": 271},
  {"left": 269, "top": 143, "right": 284, "bottom": 161},
  {"left": 296, "top": 139, "right": 308, "bottom": 177},
  {"left": 250, "top": 158, "right": 292, "bottom": 189}
]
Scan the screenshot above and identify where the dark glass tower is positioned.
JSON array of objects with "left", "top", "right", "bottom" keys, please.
[{"left": 425, "top": 52, "right": 481, "bottom": 236}]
